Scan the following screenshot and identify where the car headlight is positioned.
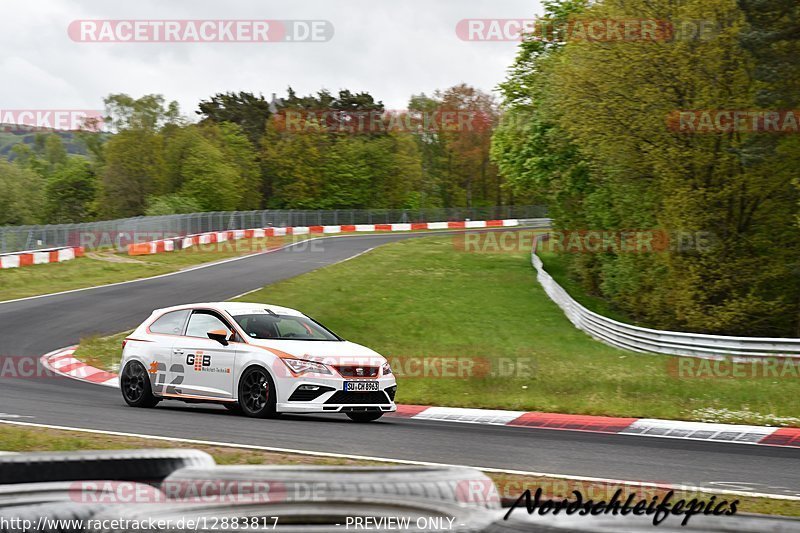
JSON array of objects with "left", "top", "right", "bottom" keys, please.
[
  {"left": 382, "top": 362, "right": 392, "bottom": 376},
  {"left": 281, "top": 358, "right": 333, "bottom": 375}
]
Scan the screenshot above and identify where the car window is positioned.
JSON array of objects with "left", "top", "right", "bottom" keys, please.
[
  {"left": 233, "top": 313, "right": 340, "bottom": 341},
  {"left": 148, "top": 310, "right": 190, "bottom": 335},
  {"left": 276, "top": 319, "right": 309, "bottom": 338},
  {"left": 185, "top": 311, "right": 231, "bottom": 338}
]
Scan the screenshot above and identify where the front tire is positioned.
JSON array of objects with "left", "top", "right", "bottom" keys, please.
[
  {"left": 346, "top": 411, "right": 384, "bottom": 422},
  {"left": 120, "top": 361, "right": 160, "bottom": 408},
  {"left": 238, "top": 366, "right": 278, "bottom": 418}
]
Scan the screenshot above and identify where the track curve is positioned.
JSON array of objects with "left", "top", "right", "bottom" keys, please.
[{"left": 0, "top": 229, "right": 798, "bottom": 498}]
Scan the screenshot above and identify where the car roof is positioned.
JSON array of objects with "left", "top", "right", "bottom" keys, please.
[{"left": 152, "top": 302, "right": 304, "bottom": 317}]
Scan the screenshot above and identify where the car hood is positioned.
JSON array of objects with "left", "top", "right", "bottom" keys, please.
[{"left": 246, "top": 339, "right": 387, "bottom": 366}]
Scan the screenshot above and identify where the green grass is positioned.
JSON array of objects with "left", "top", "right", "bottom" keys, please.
[
  {"left": 0, "top": 424, "right": 379, "bottom": 466},
  {"left": 74, "top": 233, "right": 799, "bottom": 426},
  {"left": 234, "top": 234, "right": 799, "bottom": 424},
  {"left": 0, "top": 235, "right": 312, "bottom": 302},
  {"left": 74, "top": 331, "right": 132, "bottom": 373}
]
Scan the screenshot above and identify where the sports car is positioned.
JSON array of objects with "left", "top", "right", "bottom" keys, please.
[{"left": 119, "top": 302, "right": 397, "bottom": 422}]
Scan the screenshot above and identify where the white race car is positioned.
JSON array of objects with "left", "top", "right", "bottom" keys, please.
[{"left": 119, "top": 302, "right": 397, "bottom": 422}]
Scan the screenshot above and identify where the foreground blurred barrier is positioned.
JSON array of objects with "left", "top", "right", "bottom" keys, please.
[{"left": 531, "top": 239, "right": 800, "bottom": 359}]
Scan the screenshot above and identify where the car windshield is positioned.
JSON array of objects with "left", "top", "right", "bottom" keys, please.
[{"left": 233, "top": 313, "right": 341, "bottom": 341}]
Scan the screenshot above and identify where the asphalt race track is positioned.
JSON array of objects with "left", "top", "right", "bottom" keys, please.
[{"left": 0, "top": 229, "right": 798, "bottom": 498}]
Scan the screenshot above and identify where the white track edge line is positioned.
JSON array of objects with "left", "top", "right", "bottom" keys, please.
[{"left": 0, "top": 419, "right": 796, "bottom": 502}]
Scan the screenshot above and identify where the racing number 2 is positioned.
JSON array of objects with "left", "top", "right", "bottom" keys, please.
[{"left": 151, "top": 361, "right": 185, "bottom": 395}]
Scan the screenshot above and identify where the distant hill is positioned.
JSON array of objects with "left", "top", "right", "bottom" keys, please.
[{"left": 0, "top": 125, "right": 109, "bottom": 160}]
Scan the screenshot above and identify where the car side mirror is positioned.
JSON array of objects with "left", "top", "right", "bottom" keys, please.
[{"left": 208, "top": 329, "right": 230, "bottom": 346}]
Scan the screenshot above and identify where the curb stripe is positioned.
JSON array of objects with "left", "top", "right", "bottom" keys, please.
[
  {"left": 0, "top": 246, "right": 83, "bottom": 270},
  {"left": 125, "top": 219, "right": 522, "bottom": 256},
  {"left": 57, "top": 362, "right": 86, "bottom": 373},
  {"left": 391, "top": 404, "right": 431, "bottom": 417},
  {"left": 760, "top": 428, "right": 800, "bottom": 447},
  {"left": 508, "top": 412, "right": 638, "bottom": 433}
]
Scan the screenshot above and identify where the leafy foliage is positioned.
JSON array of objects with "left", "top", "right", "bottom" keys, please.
[
  {"left": 493, "top": 0, "right": 799, "bottom": 336},
  {"left": 0, "top": 159, "right": 43, "bottom": 225}
]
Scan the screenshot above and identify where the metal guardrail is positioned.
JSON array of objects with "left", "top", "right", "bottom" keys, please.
[
  {"left": 531, "top": 240, "right": 800, "bottom": 359},
  {"left": 0, "top": 206, "right": 548, "bottom": 253}
]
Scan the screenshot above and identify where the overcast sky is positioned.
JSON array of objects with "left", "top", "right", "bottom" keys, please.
[{"left": 1, "top": 0, "right": 544, "bottom": 120}]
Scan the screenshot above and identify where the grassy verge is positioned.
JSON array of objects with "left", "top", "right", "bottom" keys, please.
[
  {"left": 0, "top": 424, "right": 377, "bottom": 466},
  {"left": 1, "top": 425, "right": 795, "bottom": 517},
  {"left": 0, "top": 234, "right": 316, "bottom": 302},
  {"left": 74, "top": 233, "right": 800, "bottom": 426},
  {"left": 74, "top": 331, "right": 132, "bottom": 373}
]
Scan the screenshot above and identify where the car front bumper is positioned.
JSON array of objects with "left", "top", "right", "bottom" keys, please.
[{"left": 275, "top": 375, "right": 397, "bottom": 413}]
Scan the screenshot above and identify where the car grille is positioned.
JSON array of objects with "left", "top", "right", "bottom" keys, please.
[
  {"left": 288, "top": 385, "right": 336, "bottom": 402},
  {"left": 334, "top": 365, "right": 380, "bottom": 378},
  {"left": 325, "top": 391, "right": 390, "bottom": 405}
]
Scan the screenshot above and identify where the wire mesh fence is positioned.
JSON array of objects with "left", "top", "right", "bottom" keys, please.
[{"left": 0, "top": 205, "right": 548, "bottom": 253}]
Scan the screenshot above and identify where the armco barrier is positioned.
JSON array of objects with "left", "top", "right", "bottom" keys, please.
[
  {"left": 531, "top": 243, "right": 800, "bottom": 359},
  {"left": 0, "top": 246, "right": 84, "bottom": 269},
  {"left": 128, "top": 219, "right": 523, "bottom": 256}
]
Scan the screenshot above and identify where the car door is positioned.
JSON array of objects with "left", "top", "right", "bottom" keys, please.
[
  {"left": 145, "top": 309, "right": 191, "bottom": 396},
  {"left": 168, "top": 309, "right": 237, "bottom": 399}
]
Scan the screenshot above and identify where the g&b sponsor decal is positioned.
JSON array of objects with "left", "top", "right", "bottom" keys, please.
[
  {"left": 186, "top": 352, "right": 231, "bottom": 374},
  {"left": 187, "top": 352, "right": 211, "bottom": 371}
]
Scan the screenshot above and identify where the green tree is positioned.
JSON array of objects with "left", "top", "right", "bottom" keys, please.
[
  {"left": 100, "top": 129, "right": 165, "bottom": 218},
  {"left": 104, "top": 94, "right": 181, "bottom": 132},
  {"left": 197, "top": 92, "right": 272, "bottom": 146},
  {"left": 410, "top": 85, "right": 504, "bottom": 208},
  {"left": 45, "top": 158, "right": 97, "bottom": 223},
  {"left": 491, "top": 0, "right": 589, "bottom": 223},
  {"left": 0, "top": 159, "right": 44, "bottom": 225},
  {"left": 178, "top": 135, "right": 242, "bottom": 212},
  {"left": 145, "top": 194, "right": 202, "bottom": 216},
  {"left": 203, "top": 122, "right": 262, "bottom": 209},
  {"left": 494, "top": 0, "right": 799, "bottom": 335},
  {"left": 262, "top": 88, "right": 425, "bottom": 210}
]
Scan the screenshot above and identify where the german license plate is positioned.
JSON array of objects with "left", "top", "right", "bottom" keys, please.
[{"left": 344, "top": 381, "right": 379, "bottom": 392}]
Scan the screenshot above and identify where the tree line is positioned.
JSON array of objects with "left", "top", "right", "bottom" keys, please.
[
  {"left": 491, "top": 0, "right": 799, "bottom": 336},
  {"left": 0, "top": 84, "right": 532, "bottom": 226}
]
